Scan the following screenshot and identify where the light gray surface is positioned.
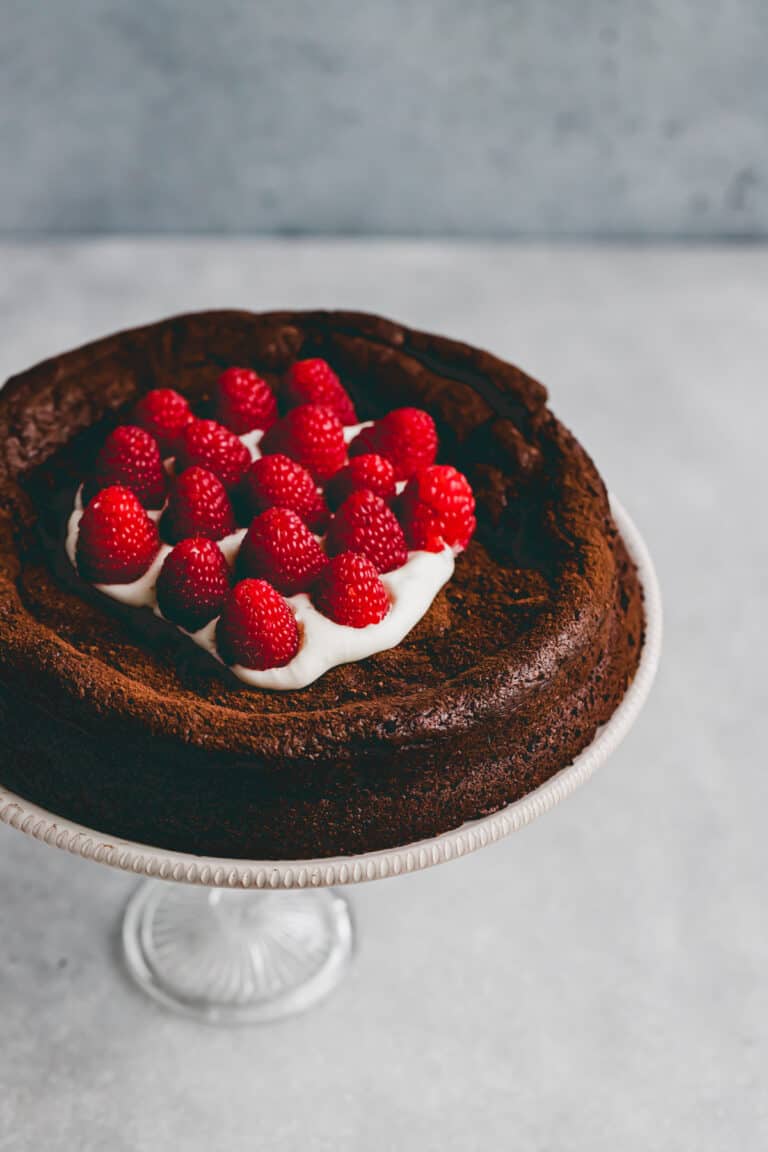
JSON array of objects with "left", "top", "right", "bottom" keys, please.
[
  {"left": 0, "top": 241, "right": 765, "bottom": 1150},
  {"left": 2, "top": 2, "right": 767, "bottom": 237}
]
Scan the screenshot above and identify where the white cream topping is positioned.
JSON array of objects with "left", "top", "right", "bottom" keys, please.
[
  {"left": 65, "top": 420, "right": 454, "bottom": 690},
  {"left": 189, "top": 547, "right": 453, "bottom": 690}
]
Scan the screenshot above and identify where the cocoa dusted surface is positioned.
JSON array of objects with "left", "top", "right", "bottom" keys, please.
[{"left": 0, "top": 311, "right": 643, "bottom": 858}]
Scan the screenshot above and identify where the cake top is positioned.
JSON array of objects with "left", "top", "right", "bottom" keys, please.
[{"left": 0, "top": 310, "right": 619, "bottom": 764}]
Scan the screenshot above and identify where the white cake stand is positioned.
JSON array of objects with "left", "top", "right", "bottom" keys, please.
[{"left": 0, "top": 498, "right": 661, "bottom": 1024}]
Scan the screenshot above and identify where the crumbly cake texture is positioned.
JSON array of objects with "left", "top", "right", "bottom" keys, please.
[{"left": 0, "top": 311, "right": 644, "bottom": 859}]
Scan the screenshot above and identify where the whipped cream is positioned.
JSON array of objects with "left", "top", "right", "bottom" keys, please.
[
  {"left": 190, "top": 547, "right": 453, "bottom": 690},
  {"left": 65, "top": 421, "right": 454, "bottom": 690}
]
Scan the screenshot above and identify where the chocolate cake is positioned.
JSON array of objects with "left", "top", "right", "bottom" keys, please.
[{"left": 0, "top": 311, "right": 644, "bottom": 859}]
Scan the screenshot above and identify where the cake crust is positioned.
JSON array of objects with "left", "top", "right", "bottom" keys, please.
[{"left": 0, "top": 311, "right": 644, "bottom": 858}]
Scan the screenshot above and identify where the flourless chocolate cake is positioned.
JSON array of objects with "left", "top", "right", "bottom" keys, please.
[{"left": 0, "top": 310, "right": 643, "bottom": 859}]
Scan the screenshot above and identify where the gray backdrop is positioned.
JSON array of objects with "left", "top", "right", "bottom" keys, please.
[{"left": 1, "top": 0, "right": 767, "bottom": 237}]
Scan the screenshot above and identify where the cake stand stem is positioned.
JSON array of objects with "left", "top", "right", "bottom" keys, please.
[{"left": 121, "top": 880, "right": 354, "bottom": 1024}]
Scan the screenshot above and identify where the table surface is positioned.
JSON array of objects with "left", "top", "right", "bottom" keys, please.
[{"left": 0, "top": 241, "right": 764, "bottom": 1152}]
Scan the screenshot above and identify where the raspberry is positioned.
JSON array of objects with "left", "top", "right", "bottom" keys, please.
[
  {"left": 156, "top": 537, "right": 231, "bottom": 632},
  {"left": 132, "top": 388, "right": 193, "bottom": 455},
  {"left": 176, "top": 419, "right": 251, "bottom": 490},
  {"left": 325, "top": 453, "right": 396, "bottom": 510},
  {"left": 84, "top": 425, "right": 167, "bottom": 509},
  {"left": 399, "top": 465, "right": 476, "bottom": 552},
  {"left": 213, "top": 367, "right": 278, "bottom": 435},
  {"left": 76, "top": 485, "right": 160, "bottom": 584},
  {"left": 349, "top": 408, "right": 437, "bottom": 481},
  {"left": 216, "top": 579, "right": 299, "bottom": 670},
  {"left": 240, "top": 453, "right": 321, "bottom": 527},
  {"left": 163, "top": 466, "right": 235, "bottom": 544},
  {"left": 238, "top": 507, "right": 327, "bottom": 595},
  {"left": 260, "top": 404, "right": 347, "bottom": 482},
  {"left": 284, "top": 359, "right": 357, "bottom": 424},
  {"left": 313, "top": 552, "right": 390, "bottom": 628},
  {"left": 326, "top": 489, "right": 407, "bottom": 574}
]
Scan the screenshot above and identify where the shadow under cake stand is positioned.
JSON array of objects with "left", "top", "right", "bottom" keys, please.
[{"left": 0, "top": 499, "right": 661, "bottom": 1025}]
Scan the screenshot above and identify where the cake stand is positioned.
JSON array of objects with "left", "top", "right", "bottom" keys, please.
[{"left": 0, "top": 499, "right": 661, "bottom": 1025}]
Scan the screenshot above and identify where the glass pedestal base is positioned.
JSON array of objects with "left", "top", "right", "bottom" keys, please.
[{"left": 122, "top": 881, "right": 354, "bottom": 1024}]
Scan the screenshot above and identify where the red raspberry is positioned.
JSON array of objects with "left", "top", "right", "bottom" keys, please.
[
  {"left": 399, "top": 465, "right": 476, "bottom": 552},
  {"left": 85, "top": 425, "right": 167, "bottom": 509},
  {"left": 240, "top": 453, "right": 321, "bottom": 527},
  {"left": 285, "top": 359, "right": 357, "bottom": 424},
  {"left": 216, "top": 579, "right": 299, "bottom": 670},
  {"left": 238, "top": 507, "right": 327, "bottom": 595},
  {"left": 313, "top": 552, "right": 390, "bottom": 628},
  {"left": 325, "top": 453, "right": 396, "bottom": 510},
  {"left": 163, "top": 466, "right": 235, "bottom": 543},
  {"left": 326, "top": 489, "right": 407, "bottom": 574},
  {"left": 133, "top": 388, "right": 193, "bottom": 455},
  {"left": 350, "top": 408, "right": 437, "bottom": 481},
  {"left": 156, "top": 537, "right": 231, "bottom": 632},
  {"left": 260, "top": 404, "right": 347, "bottom": 482},
  {"left": 213, "top": 367, "right": 278, "bottom": 434},
  {"left": 176, "top": 419, "right": 251, "bottom": 490},
  {"left": 76, "top": 485, "right": 160, "bottom": 584}
]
